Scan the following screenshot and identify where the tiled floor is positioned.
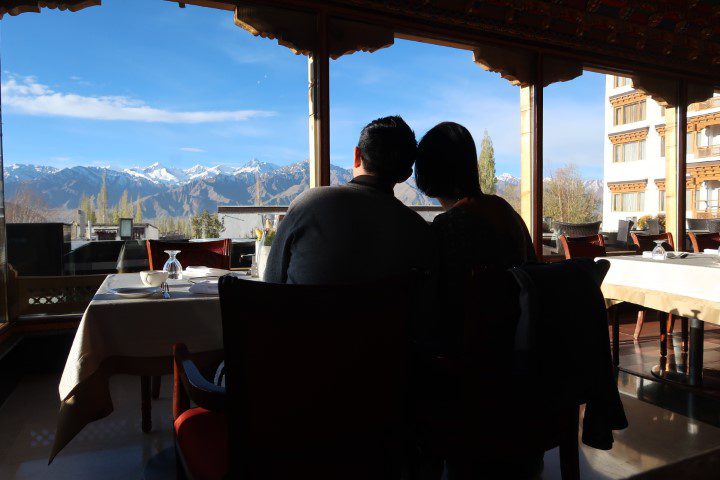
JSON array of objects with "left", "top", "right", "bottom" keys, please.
[{"left": 1, "top": 317, "right": 720, "bottom": 479}]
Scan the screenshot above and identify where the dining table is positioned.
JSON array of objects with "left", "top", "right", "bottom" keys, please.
[
  {"left": 50, "top": 271, "right": 257, "bottom": 462},
  {"left": 601, "top": 252, "right": 720, "bottom": 390}
]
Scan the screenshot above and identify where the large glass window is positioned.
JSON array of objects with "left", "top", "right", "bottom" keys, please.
[
  {"left": 1, "top": 1, "right": 308, "bottom": 299},
  {"left": 331, "top": 39, "right": 520, "bottom": 217},
  {"left": 613, "top": 140, "right": 646, "bottom": 163}
]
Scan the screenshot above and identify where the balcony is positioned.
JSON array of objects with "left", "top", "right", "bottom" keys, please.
[{"left": 697, "top": 144, "right": 720, "bottom": 158}]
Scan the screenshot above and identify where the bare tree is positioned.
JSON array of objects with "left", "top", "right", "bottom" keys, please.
[
  {"left": 543, "top": 164, "right": 599, "bottom": 224},
  {"left": 6, "top": 184, "right": 50, "bottom": 223}
]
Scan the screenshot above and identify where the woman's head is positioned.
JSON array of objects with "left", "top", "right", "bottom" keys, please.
[{"left": 415, "top": 122, "right": 481, "bottom": 200}]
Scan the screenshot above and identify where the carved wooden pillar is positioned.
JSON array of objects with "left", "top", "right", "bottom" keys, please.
[
  {"left": 664, "top": 81, "right": 688, "bottom": 250},
  {"left": 308, "top": 11, "right": 331, "bottom": 188},
  {"left": 519, "top": 54, "right": 544, "bottom": 259}
]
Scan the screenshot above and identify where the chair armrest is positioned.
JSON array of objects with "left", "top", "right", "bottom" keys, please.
[{"left": 173, "top": 343, "right": 226, "bottom": 416}]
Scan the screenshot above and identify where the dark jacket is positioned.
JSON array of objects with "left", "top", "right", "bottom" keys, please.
[
  {"left": 264, "top": 176, "right": 431, "bottom": 285},
  {"left": 511, "top": 259, "right": 628, "bottom": 450}
]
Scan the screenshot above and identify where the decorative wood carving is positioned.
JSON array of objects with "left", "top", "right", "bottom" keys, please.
[
  {"left": 0, "top": 0, "right": 99, "bottom": 19},
  {"left": 655, "top": 178, "right": 696, "bottom": 190},
  {"left": 234, "top": 4, "right": 393, "bottom": 59},
  {"left": 630, "top": 76, "right": 716, "bottom": 107},
  {"left": 688, "top": 111, "right": 720, "bottom": 132},
  {"left": 609, "top": 128, "right": 649, "bottom": 145},
  {"left": 688, "top": 162, "right": 720, "bottom": 183},
  {"left": 472, "top": 46, "right": 582, "bottom": 87},
  {"left": 607, "top": 180, "right": 647, "bottom": 193},
  {"left": 609, "top": 91, "right": 646, "bottom": 108}
]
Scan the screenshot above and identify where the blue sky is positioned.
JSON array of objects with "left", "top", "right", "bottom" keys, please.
[{"left": 0, "top": 0, "right": 605, "bottom": 178}]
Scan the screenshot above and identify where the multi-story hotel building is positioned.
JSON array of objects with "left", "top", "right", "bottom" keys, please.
[{"left": 603, "top": 75, "right": 720, "bottom": 230}]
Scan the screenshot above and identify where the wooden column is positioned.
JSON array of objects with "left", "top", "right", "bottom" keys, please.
[
  {"left": 519, "top": 53, "right": 544, "bottom": 259},
  {"left": 308, "top": 11, "right": 331, "bottom": 188},
  {"left": 664, "top": 80, "right": 688, "bottom": 250}
]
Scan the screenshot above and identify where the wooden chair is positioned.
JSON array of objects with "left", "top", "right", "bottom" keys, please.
[
  {"left": 558, "top": 234, "right": 621, "bottom": 367},
  {"left": 173, "top": 275, "right": 413, "bottom": 480},
  {"left": 629, "top": 232, "right": 688, "bottom": 351},
  {"left": 140, "top": 238, "right": 232, "bottom": 423},
  {"left": 688, "top": 231, "right": 720, "bottom": 253},
  {"left": 558, "top": 234, "right": 606, "bottom": 260},
  {"left": 413, "top": 269, "right": 583, "bottom": 480},
  {"left": 146, "top": 239, "right": 232, "bottom": 271}
]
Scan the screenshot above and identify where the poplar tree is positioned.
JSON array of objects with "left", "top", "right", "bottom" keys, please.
[
  {"left": 97, "top": 170, "right": 108, "bottom": 223},
  {"left": 134, "top": 194, "right": 143, "bottom": 223},
  {"left": 478, "top": 130, "right": 497, "bottom": 195}
]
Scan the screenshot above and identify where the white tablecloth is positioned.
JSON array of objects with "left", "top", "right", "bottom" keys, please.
[
  {"left": 52, "top": 272, "right": 256, "bottom": 460},
  {"left": 601, "top": 254, "right": 720, "bottom": 325}
]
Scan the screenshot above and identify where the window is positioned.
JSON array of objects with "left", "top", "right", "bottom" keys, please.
[
  {"left": 614, "top": 100, "right": 646, "bottom": 125},
  {"left": 660, "top": 106, "right": 666, "bottom": 117},
  {"left": 614, "top": 76, "right": 631, "bottom": 88},
  {"left": 612, "top": 192, "right": 645, "bottom": 212},
  {"left": 613, "top": 139, "right": 646, "bottom": 162},
  {"left": 659, "top": 190, "right": 665, "bottom": 211},
  {"left": 660, "top": 135, "right": 666, "bottom": 157}
]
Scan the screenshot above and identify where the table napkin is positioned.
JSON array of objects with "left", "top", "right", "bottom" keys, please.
[
  {"left": 188, "top": 280, "right": 219, "bottom": 295},
  {"left": 184, "top": 266, "right": 230, "bottom": 278}
]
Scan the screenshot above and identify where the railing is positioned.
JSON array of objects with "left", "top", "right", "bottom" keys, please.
[
  {"left": 690, "top": 97, "right": 720, "bottom": 111},
  {"left": 8, "top": 267, "right": 106, "bottom": 321},
  {"left": 697, "top": 144, "right": 720, "bottom": 158},
  {"left": 218, "top": 205, "right": 443, "bottom": 214}
]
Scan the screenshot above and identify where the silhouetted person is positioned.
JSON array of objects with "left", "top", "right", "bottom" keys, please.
[
  {"left": 415, "top": 121, "right": 535, "bottom": 274},
  {"left": 264, "top": 116, "right": 431, "bottom": 284},
  {"left": 414, "top": 121, "right": 541, "bottom": 479}
]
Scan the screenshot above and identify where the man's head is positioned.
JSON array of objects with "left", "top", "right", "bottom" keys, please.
[{"left": 353, "top": 116, "right": 417, "bottom": 184}]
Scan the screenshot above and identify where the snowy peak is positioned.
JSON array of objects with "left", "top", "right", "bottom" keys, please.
[
  {"left": 496, "top": 173, "right": 519, "bottom": 184},
  {"left": 235, "top": 159, "right": 279, "bottom": 175}
]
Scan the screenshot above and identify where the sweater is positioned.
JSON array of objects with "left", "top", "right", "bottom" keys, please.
[{"left": 263, "top": 176, "right": 432, "bottom": 285}]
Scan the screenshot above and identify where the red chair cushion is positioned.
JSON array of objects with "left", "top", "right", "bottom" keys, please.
[{"left": 174, "top": 408, "right": 228, "bottom": 480}]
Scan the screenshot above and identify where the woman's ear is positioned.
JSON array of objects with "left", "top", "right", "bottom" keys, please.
[{"left": 353, "top": 147, "right": 363, "bottom": 168}]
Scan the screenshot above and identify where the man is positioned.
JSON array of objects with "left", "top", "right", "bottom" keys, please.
[{"left": 264, "top": 116, "right": 431, "bottom": 284}]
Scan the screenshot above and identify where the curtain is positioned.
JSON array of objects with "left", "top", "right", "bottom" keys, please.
[{"left": 0, "top": 1, "right": 100, "bottom": 19}]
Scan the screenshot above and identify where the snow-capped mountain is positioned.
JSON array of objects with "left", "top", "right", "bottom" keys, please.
[{"left": 124, "top": 162, "right": 189, "bottom": 185}]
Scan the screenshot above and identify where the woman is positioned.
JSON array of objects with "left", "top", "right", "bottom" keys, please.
[
  {"left": 413, "top": 122, "right": 542, "bottom": 479},
  {"left": 415, "top": 121, "right": 535, "bottom": 273}
]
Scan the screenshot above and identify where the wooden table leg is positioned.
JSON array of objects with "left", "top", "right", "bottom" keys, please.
[
  {"left": 689, "top": 318, "right": 704, "bottom": 387},
  {"left": 151, "top": 376, "right": 161, "bottom": 400},
  {"left": 141, "top": 376, "right": 152, "bottom": 433},
  {"left": 658, "top": 311, "right": 667, "bottom": 358},
  {"left": 612, "top": 306, "right": 620, "bottom": 367}
]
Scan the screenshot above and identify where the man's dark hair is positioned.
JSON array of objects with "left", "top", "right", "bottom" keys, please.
[
  {"left": 357, "top": 116, "right": 417, "bottom": 183},
  {"left": 415, "top": 122, "right": 481, "bottom": 199}
]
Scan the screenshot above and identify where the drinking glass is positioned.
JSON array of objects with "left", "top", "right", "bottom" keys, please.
[
  {"left": 163, "top": 250, "right": 183, "bottom": 279},
  {"left": 651, "top": 240, "right": 666, "bottom": 260}
]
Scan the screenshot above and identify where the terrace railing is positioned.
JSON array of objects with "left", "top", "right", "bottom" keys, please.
[{"left": 697, "top": 144, "right": 720, "bottom": 159}]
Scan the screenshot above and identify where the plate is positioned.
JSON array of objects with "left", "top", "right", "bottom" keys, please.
[
  {"left": 109, "top": 286, "right": 161, "bottom": 298},
  {"left": 187, "top": 276, "right": 220, "bottom": 284}
]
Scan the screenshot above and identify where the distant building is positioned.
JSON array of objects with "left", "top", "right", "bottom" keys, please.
[
  {"left": 91, "top": 223, "right": 159, "bottom": 241},
  {"left": 603, "top": 75, "right": 720, "bottom": 230}
]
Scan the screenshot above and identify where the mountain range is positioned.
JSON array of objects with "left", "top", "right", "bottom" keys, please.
[{"left": 4, "top": 160, "right": 440, "bottom": 221}]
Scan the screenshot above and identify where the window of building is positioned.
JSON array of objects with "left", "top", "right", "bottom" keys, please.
[
  {"left": 612, "top": 191, "right": 645, "bottom": 212},
  {"left": 613, "top": 139, "right": 646, "bottom": 163},
  {"left": 613, "top": 100, "right": 645, "bottom": 125},
  {"left": 660, "top": 106, "right": 666, "bottom": 117},
  {"left": 660, "top": 135, "right": 666, "bottom": 157},
  {"left": 614, "top": 76, "right": 631, "bottom": 88},
  {"left": 659, "top": 190, "right": 665, "bottom": 211}
]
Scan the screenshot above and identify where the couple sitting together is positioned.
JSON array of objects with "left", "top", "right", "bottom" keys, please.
[{"left": 264, "top": 115, "right": 534, "bottom": 288}]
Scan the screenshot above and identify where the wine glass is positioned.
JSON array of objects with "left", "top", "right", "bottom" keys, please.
[
  {"left": 651, "top": 240, "right": 666, "bottom": 261},
  {"left": 163, "top": 250, "right": 183, "bottom": 279}
]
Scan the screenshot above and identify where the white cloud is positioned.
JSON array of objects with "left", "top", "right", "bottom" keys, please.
[
  {"left": 2, "top": 74, "right": 275, "bottom": 123},
  {"left": 180, "top": 147, "right": 205, "bottom": 153}
]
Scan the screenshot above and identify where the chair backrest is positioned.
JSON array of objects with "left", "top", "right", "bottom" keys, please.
[
  {"left": 146, "top": 239, "right": 231, "bottom": 270},
  {"left": 552, "top": 220, "right": 602, "bottom": 238},
  {"left": 646, "top": 218, "right": 661, "bottom": 235},
  {"left": 558, "top": 234, "right": 607, "bottom": 260},
  {"left": 617, "top": 220, "right": 634, "bottom": 246},
  {"left": 707, "top": 218, "right": 720, "bottom": 233},
  {"left": 630, "top": 232, "right": 674, "bottom": 253},
  {"left": 688, "top": 232, "right": 720, "bottom": 253},
  {"left": 218, "top": 275, "right": 412, "bottom": 478},
  {"left": 686, "top": 218, "right": 709, "bottom": 231}
]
